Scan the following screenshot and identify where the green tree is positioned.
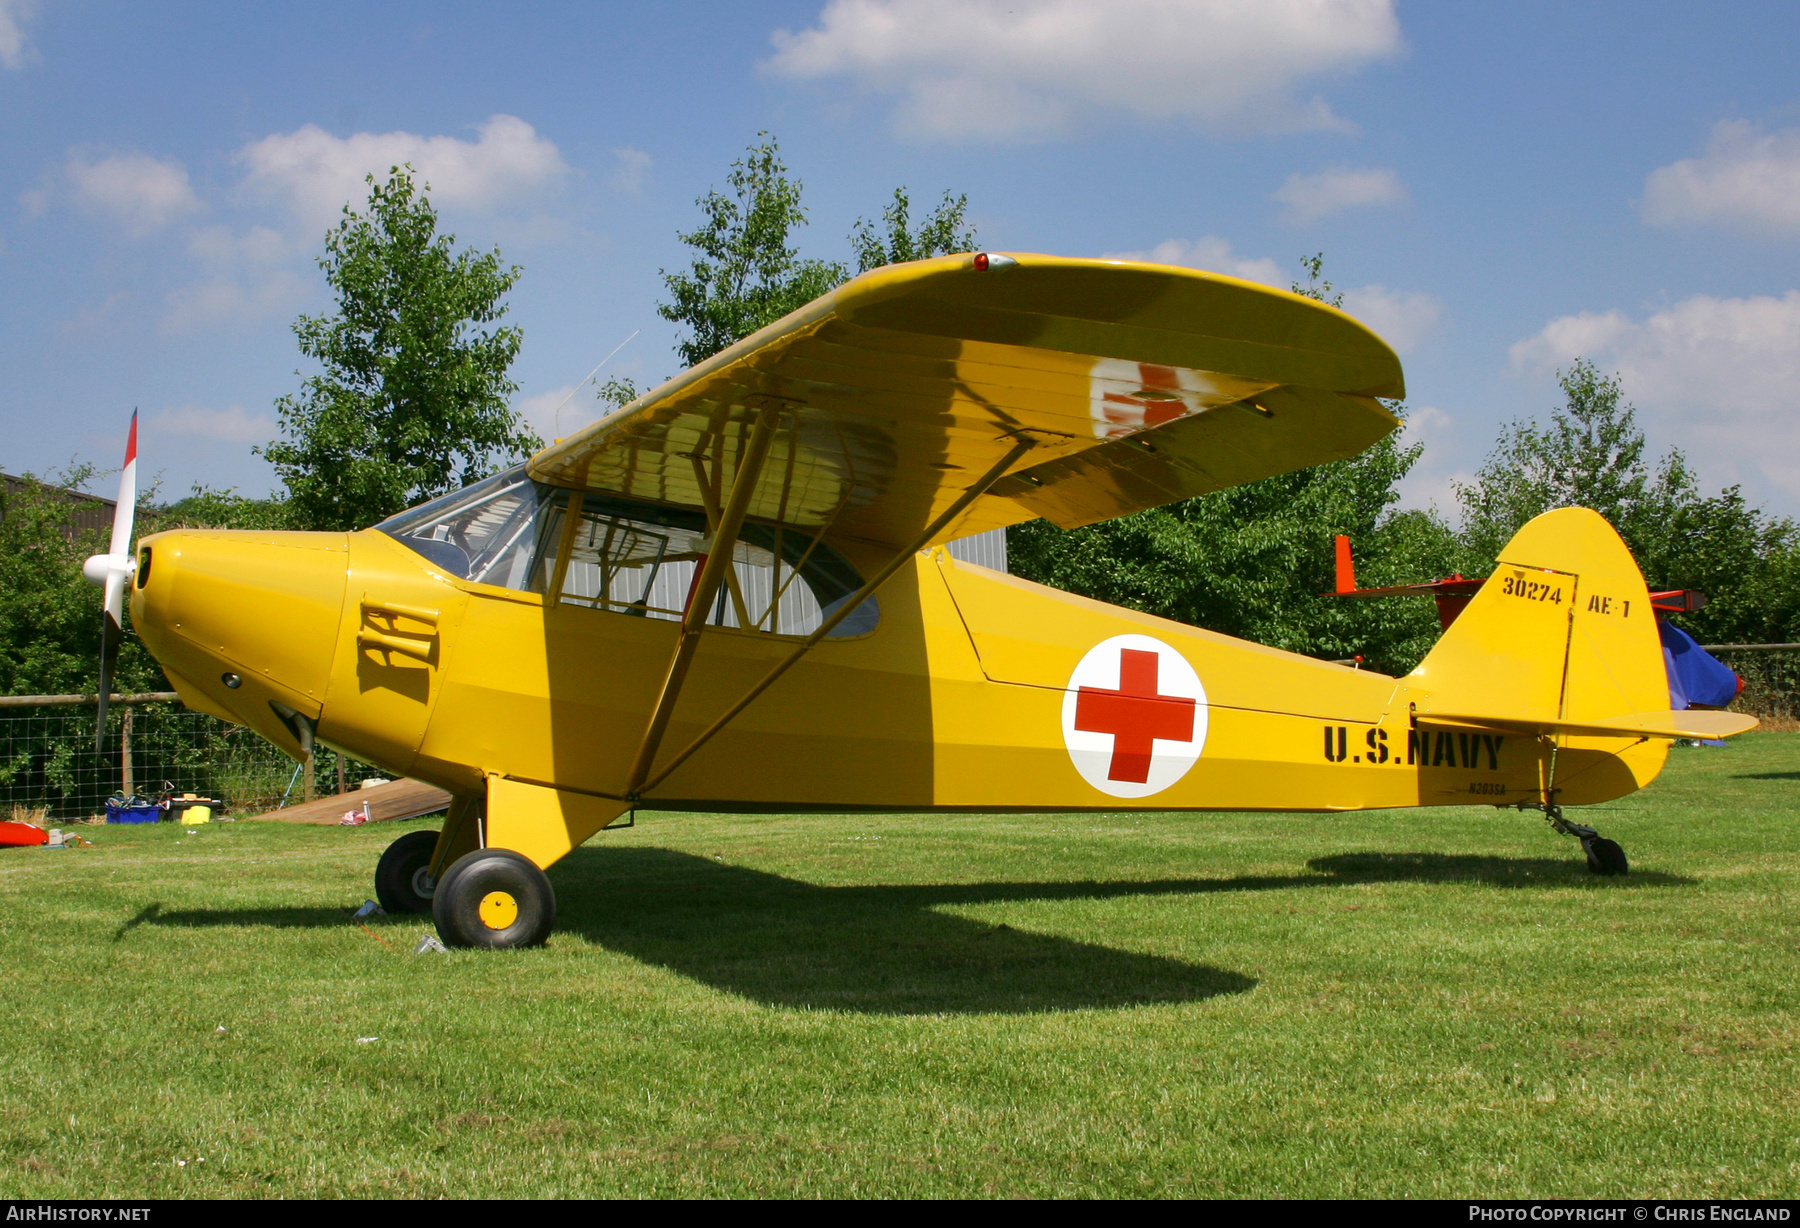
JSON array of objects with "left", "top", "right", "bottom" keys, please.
[
  {"left": 262, "top": 165, "right": 539, "bottom": 531},
  {"left": 1011, "top": 421, "right": 1456, "bottom": 674},
  {"left": 1456, "top": 359, "right": 1800, "bottom": 646},
  {"left": 159, "top": 485, "right": 291, "bottom": 531},
  {"left": 595, "top": 375, "right": 641, "bottom": 412},
  {"left": 1456, "top": 360, "right": 1679, "bottom": 566},
  {"left": 1292, "top": 252, "right": 1343, "bottom": 308},
  {"left": 659, "top": 135, "right": 980, "bottom": 367},
  {"left": 658, "top": 136, "right": 848, "bottom": 367},
  {"left": 850, "top": 188, "right": 977, "bottom": 273},
  {"left": 1641, "top": 486, "right": 1800, "bottom": 646},
  {"left": 0, "top": 468, "right": 163, "bottom": 696}
]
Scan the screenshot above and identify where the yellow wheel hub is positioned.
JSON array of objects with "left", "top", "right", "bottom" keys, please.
[{"left": 477, "top": 890, "right": 519, "bottom": 930}]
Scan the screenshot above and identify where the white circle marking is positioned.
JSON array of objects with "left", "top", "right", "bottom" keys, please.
[{"left": 1060, "top": 634, "right": 1208, "bottom": 799}]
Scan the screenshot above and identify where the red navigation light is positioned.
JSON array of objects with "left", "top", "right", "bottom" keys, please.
[{"left": 974, "top": 252, "right": 990, "bottom": 271}]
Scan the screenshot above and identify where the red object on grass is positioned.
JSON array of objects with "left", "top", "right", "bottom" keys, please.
[{"left": 0, "top": 822, "right": 48, "bottom": 848}]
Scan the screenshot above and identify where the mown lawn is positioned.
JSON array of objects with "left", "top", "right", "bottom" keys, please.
[{"left": 2, "top": 735, "right": 1798, "bottom": 1198}]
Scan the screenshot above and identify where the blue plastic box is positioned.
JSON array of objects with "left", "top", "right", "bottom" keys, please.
[{"left": 105, "top": 800, "right": 163, "bottom": 824}]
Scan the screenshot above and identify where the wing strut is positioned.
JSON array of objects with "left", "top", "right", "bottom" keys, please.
[
  {"left": 623, "top": 405, "right": 781, "bottom": 798},
  {"left": 635, "top": 435, "right": 1037, "bottom": 799}
]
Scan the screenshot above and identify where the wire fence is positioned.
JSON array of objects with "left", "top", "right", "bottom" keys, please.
[
  {"left": 1708, "top": 646, "right": 1800, "bottom": 730},
  {"left": 0, "top": 696, "right": 383, "bottom": 823}
]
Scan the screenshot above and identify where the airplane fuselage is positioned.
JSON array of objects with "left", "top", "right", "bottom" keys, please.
[{"left": 133, "top": 520, "right": 1666, "bottom": 849}]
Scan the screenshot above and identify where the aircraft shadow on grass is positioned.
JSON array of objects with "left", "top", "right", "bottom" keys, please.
[
  {"left": 1735, "top": 771, "right": 1800, "bottom": 781},
  {"left": 1304, "top": 850, "right": 1694, "bottom": 888},
  {"left": 132, "top": 843, "right": 1692, "bottom": 1016}
]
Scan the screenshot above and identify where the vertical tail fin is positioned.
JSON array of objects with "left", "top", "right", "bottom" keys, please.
[
  {"left": 1403, "top": 508, "right": 1753, "bottom": 804},
  {"left": 1410, "top": 507, "right": 1670, "bottom": 728}
]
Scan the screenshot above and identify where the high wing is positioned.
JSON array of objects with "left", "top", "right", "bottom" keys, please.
[{"left": 529, "top": 253, "right": 1404, "bottom": 551}]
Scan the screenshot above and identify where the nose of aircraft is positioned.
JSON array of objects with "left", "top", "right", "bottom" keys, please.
[{"left": 132, "top": 529, "right": 350, "bottom": 757}]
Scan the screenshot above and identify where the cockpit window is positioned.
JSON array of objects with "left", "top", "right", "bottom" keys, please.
[
  {"left": 371, "top": 469, "right": 550, "bottom": 589},
  {"left": 374, "top": 465, "right": 877, "bottom": 637}
]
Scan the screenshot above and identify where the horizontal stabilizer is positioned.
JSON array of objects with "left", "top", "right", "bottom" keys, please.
[
  {"left": 1330, "top": 579, "right": 1484, "bottom": 600},
  {"left": 1418, "top": 708, "right": 1758, "bottom": 741}
]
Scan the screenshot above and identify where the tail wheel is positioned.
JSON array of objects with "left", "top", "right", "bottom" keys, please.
[
  {"left": 1583, "top": 836, "right": 1630, "bottom": 877},
  {"left": 375, "top": 829, "right": 441, "bottom": 913},
  {"left": 432, "top": 848, "right": 555, "bottom": 949}
]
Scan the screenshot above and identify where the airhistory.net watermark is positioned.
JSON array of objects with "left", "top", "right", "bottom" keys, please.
[{"left": 4, "top": 1209, "right": 151, "bottom": 1222}]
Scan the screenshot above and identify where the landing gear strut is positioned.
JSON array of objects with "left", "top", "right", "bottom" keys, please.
[{"left": 1530, "top": 803, "right": 1629, "bottom": 876}]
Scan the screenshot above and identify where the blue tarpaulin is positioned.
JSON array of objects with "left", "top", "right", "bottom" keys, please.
[{"left": 1659, "top": 620, "right": 1741, "bottom": 709}]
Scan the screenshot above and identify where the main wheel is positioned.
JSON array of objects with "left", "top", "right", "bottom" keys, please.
[
  {"left": 432, "top": 848, "right": 555, "bottom": 949},
  {"left": 1583, "top": 836, "right": 1629, "bottom": 877},
  {"left": 375, "top": 829, "right": 441, "bottom": 913}
]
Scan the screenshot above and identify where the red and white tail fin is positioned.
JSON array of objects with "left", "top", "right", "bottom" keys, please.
[{"left": 1333, "top": 534, "right": 1355, "bottom": 595}]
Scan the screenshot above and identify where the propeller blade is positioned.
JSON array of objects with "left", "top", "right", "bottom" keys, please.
[
  {"left": 90, "top": 411, "right": 138, "bottom": 755},
  {"left": 109, "top": 410, "right": 137, "bottom": 559},
  {"left": 95, "top": 605, "right": 118, "bottom": 755}
]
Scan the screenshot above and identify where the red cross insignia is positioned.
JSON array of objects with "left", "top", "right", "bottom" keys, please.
[
  {"left": 1088, "top": 357, "right": 1274, "bottom": 442},
  {"left": 1060, "top": 634, "right": 1208, "bottom": 798}
]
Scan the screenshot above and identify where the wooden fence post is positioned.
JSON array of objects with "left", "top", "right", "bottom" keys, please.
[{"left": 120, "top": 704, "right": 133, "bottom": 799}]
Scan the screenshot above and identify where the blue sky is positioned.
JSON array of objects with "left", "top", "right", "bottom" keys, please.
[{"left": 5, "top": 1, "right": 1800, "bottom": 517}]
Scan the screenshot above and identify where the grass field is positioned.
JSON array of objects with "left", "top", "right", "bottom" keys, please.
[{"left": 3, "top": 735, "right": 1799, "bottom": 1198}]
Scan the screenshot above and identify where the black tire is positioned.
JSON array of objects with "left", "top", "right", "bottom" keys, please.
[
  {"left": 375, "top": 829, "right": 441, "bottom": 913},
  {"left": 1583, "top": 836, "right": 1629, "bottom": 877},
  {"left": 432, "top": 848, "right": 555, "bottom": 949}
]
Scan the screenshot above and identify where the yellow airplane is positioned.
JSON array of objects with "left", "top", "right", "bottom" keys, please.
[{"left": 89, "top": 253, "right": 1756, "bottom": 950}]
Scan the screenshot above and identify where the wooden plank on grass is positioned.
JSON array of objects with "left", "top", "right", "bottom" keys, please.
[{"left": 243, "top": 778, "right": 452, "bottom": 826}]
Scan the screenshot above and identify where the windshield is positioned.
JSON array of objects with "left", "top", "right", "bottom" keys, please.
[{"left": 374, "top": 466, "right": 877, "bottom": 637}]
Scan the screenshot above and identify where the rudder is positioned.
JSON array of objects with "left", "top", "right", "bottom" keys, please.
[{"left": 1409, "top": 507, "right": 1668, "bottom": 730}]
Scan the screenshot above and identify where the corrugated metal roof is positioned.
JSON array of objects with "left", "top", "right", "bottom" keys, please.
[
  {"left": 1, "top": 474, "right": 117, "bottom": 542},
  {"left": 945, "top": 526, "right": 1008, "bottom": 573}
]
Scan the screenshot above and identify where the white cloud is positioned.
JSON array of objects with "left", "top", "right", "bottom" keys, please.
[
  {"left": 58, "top": 290, "right": 131, "bottom": 335},
  {"left": 1390, "top": 404, "right": 1464, "bottom": 512},
  {"left": 166, "top": 226, "right": 305, "bottom": 333},
  {"left": 148, "top": 404, "right": 277, "bottom": 445},
  {"left": 515, "top": 386, "right": 588, "bottom": 441},
  {"left": 764, "top": 0, "right": 1403, "bottom": 141},
  {"left": 1271, "top": 165, "right": 1407, "bottom": 223},
  {"left": 1511, "top": 291, "right": 1800, "bottom": 499},
  {"left": 1509, "top": 309, "right": 1634, "bottom": 366},
  {"left": 1102, "top": 236, "right": 1284, "bottom": 287},
  {"left": 610, "top": 147, "right": 651, "bottom": 195},
  {"left": 0, "top": 0, "right": 36, "bottom": 70},
  {"left": 186, "top": 224, "right": 289, "bottom": 267},
  {"left": 64, "top": 153, "right": 202, "bottom": 236},
  {"left": 1339, "top": 284, "right": 1441, "bottom": 354},
  {"left": 236, "top": 114, "right": 568, "bottom": 229},
  {"left": 1642, "top": 120, "right": 1800, "bottom": 237},
  {"left": 161, "top": 271, "right": 307, "bottom": 334}
]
